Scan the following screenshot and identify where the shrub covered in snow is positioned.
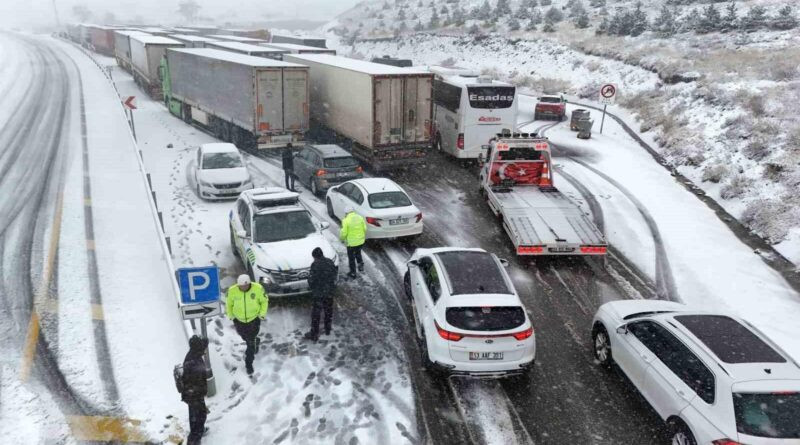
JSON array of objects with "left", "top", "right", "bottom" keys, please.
[{"left": 720, "top": 174, "right": 752, "bottom": 199}]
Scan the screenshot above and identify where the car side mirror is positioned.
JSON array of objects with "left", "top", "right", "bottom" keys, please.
[
  {"left": 320, "top": 221, "right": 330, "bottom": 230},
  {"left": 616, "top": 324, "right": 628, "bottom": 335},
  {"left": 236, "top": 230, "right": 248, "bottom": 239},
  {"left": 498, "top": 258, "right": 509, "bottom": 268}
]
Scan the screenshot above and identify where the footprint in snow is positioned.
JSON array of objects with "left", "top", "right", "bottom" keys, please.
[
  {"left": 302, "top": 393, "right": 315, "bottom": 417},
  {"left": 303, "top": 372, "right": 316, "bottom": 388}
]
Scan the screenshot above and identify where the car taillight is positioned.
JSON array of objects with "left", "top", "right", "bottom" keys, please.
[
  {"left": 366, "top": 217, "right": 381, "bottom": 227},
  {"left": 517, "top": 245, "right": 544, "bottom": 254},
  {"left": 316, "top": 169, "right": 327, "bottom": 176},
  {"left": 355, "top": 166, "right": 363, "bottom": 173},
  {"left": 435, "top": 321, "right": 463, "bottom": 342},
  {"left": 580, "top": 246, "right": 607, "bottom": 254},
  {"left": 457, "top": 133, "right": 464, "bottom": 150},
  {"left": 513, "top": 327, "right": 533, "bottom": 341},
  {"left": 712, "top": 440, "right": 743, "bottom": 445},
  {"left": 415, "top": 213, "right": 422, "bottom": 223}
]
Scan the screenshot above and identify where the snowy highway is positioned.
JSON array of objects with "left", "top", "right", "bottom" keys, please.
[{"left": 3, "top": 31, "right": 800, "bottom": 445}]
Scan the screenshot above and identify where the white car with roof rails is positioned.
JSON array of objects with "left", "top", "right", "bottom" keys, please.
[
  {"left": 592, "top": 300, "right": 800, "bottom": 445},
  {"left": 230, "top": 187, "right": 338, "bottom": 297},
  {"left": 325, "top": 178, "right": 423, "bottom": 239},
  {"left": 404, "top": 247, "right": 535, "bottom": 378},
  {"left": 194, "top": 143, "right": 254, "bottom": 200}
]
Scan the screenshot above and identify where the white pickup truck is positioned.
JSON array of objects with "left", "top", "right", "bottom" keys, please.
[{"left": 479, "top": 134, "right": 607, "bottom": 256}]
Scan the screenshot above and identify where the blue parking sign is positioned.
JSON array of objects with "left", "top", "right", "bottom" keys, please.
[{"left": 177, "top": 266, "right": 220, "bottom": 304}]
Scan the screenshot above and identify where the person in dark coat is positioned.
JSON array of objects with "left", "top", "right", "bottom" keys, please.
[
  {"left": 281, "top": 144, "right": 296, "bottom": 191},
  {"left": 182, "top": 335, "right": 209, "bottom": 445},
  {"left": 304, "top": 247, "right": 338, "bottom": 341}
]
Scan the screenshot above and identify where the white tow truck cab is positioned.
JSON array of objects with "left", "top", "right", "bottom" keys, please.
[
  {"left": 230, "top": 187, "right": 338, "bottom": 297},
  {"left": 479, "top": 133, "right": 607, "bottom": 256}
]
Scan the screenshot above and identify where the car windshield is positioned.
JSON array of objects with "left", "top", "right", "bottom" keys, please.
[
  {"left": 539, "top": 96, "right": 562, "bottom": 103},
  {"left": 324, "top": 156, "right": 358, "bottom": 168},
  {"left": 368, "top": 191, "right": 411, "bottom": 209},
  {"left": 446, "top": 307, "right": 525, "bottom": 331},
  {"left": 733, "top": 392, "right": 800, "bottom": 438},
  {"left": 202, "top": 152, "right": 242, "bottom": 169},
  {"left": 435, "top": 251, "right": 511, "bottom": 295},
  {"left": 497, "top": 147, "right": 543, "bottom": 161},
  {"left": 254, "top": 210, "right": 316, "bottom": 243}
]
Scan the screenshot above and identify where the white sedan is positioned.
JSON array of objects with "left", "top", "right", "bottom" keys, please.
[
  {"left": 194, "top": 143, "right": 253, "bottom": 200},
  {"left": 325, "top": 178, "right": 423, "bottom": 239},
  {"left": 404, "top": 247, "right": 535, "bottom": 378}
]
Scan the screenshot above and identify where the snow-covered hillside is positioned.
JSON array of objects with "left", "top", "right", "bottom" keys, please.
[{"left": 324, "top": 0, "right": 800, "bottom": 264}]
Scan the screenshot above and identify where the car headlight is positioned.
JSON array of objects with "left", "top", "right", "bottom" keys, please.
[
  {"left": 256, "top": 266, "right": 274, "bottom": 283},
  {"left": 197, "top": 178, "right": 212, "bottom": 187}
]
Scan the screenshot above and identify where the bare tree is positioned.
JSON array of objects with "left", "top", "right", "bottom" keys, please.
[
  {"left": 177, "top": 0, "right": 201, "bottom": 23},
  {"left": 71, "top": 4, "right": 92, "bottom": 22}
]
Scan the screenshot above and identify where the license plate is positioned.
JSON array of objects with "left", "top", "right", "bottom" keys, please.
[
  {"left": 335, "top": 172, "right": 350, "bottom": 178},
  {"left": 469, "top": 352, "right": 504, "bottom": 360},
  {"left": 549, "top": 246, "right": 575, "bottom": 253},
  {"left": 389, "top": 218, "right": 409, "bottom": 226},
  {"left": 272, "top": 134, "right": 292, "bottom": 143}
]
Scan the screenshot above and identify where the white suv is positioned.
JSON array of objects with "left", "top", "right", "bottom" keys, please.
[
  {"left": 230, "top": 187, "right": 338, "bottom": 296},
  {"left": 404, "top": 247, "right": 535, "bottom": 378},
  {"left": 592, "top": 300, "right": 800, "bottom": 445}
]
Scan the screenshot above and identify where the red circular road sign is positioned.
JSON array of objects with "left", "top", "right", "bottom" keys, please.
[{"left": 600, "top": 84, "right": 616, "bottom": 98}]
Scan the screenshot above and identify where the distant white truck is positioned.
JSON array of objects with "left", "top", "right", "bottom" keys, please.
[{"left": 479, "top": 134, "right": 607, "bottom": 256}]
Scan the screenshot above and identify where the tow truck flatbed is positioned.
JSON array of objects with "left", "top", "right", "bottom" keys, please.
[{"left": 480, "top": 134, "right": 607, "bottom": 256}]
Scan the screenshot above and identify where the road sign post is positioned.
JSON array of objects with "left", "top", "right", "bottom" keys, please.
[
  {"left": 177, "top": 266, "right": 221, "bottom": 397},
  {"left": 123, "top": 96, "right": 137, "bottom": 141},
  {"left": 598, "top": 84, "right": 617, "bottom": 134}
]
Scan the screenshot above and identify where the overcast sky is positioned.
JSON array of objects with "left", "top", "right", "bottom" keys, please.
[{"left": 1, "top": 0, "right": 361, "bottom": 29}]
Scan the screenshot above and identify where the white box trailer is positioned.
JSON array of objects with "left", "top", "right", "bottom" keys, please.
[
  {"left": 205, "top": 41, "right": 287, "bottom": 60},
  {"left": 263, "top": 42, "right": 336, "bottom": 55},
  {"left": 163, "top": 48, "right": 309, "bottom": 149},
  {"left": 213, "top": 34, "right": 267, "bottom": 44},
  {"left": 168, "top": 34, "right": 218, "bottom": 48},
  {"left": 130, "top": 35, "right": 183, "bottom": 98},
  {"left": 114, "top": 30, "right": 150, "bottom": 72},
  {"left": 283, "top": 54, "right": 432, "bottom": 170}
]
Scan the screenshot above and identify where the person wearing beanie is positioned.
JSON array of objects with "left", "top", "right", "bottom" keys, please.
[
  {"left": 225, "top": 274, "right": 268, "bottom": 375},
  {"left": 304, "top": 247, "right": 338, "bottom": 341}
]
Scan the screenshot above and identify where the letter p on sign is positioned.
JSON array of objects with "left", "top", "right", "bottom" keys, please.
[{"left": 178, "top": 266, "right": 221, "bottom": 304}]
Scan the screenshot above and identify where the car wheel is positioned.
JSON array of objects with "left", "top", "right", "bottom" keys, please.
[
  {"left": 196, "top": 184, "right": 204, "bottom": 200},
  {"left": 246, "top": 264, "right": 255, "bottom": 282},
  {"left": 326, "top": 198, "right": 336, "bottom": 219},
  {"left": 669, "top": 420, "right": 696, "bottom": 445},
  {"left": 592, "top": 324, "right": 612, "bottom": 367},
  {"left": 419, "top": 334, "right": 444, "bottom": 377},
  {"left": 403, "top": 270, "right": 412, "bottom": 299},
  {"left": 230, "top": 230, "right": 239, "bottom": 258},
  {"left": 310, "top": 177, "right": 319, "bottom": 196}
]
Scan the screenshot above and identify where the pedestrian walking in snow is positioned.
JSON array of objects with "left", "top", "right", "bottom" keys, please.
[
  {"left": 181, "top": 335, "right": 209, "bottom": 445},
  {"left": 339, "top": 206, "right": 366, "bottom": 279},
  {"left": 226, "top": 274, "right": 268, "bottom": 375},
  {"left": 282, "top": 144, "right": 296, "bottom": 191},
  {"left": 304, "top": 247, "right": 338, "bottom": 341}
]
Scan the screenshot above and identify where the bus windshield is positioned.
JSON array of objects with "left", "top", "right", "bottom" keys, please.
[{"left": 467, "top": 86, "right": 515, "bottom": 109}]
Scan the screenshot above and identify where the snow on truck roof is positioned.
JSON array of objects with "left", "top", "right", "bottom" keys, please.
[
  {"left": 129, "top": 35, "right": 182, "bottom": 45},
  {"left": 214, "top": 34, "right": 265, "bottom": 42},
  {"left": 169, "top": 48, "right": 306, "bottom": 68},
  {"left": 285, "top": 54, "right": 431, "bottom": 76},
  {"left": 207, "top": 41, "right": 287, "bottom": 54},
  {"left": 262, "top": 43, "right": 333, "bottom": 51},
  {"left": 169, "top": 34, "right": 217, "bottom": 42}
]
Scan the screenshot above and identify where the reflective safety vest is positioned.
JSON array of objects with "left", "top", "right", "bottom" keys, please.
[
  {"left": 226, "top": 282, "right": 268, "bottom": 323},
  {"left": 339, "top": 211, "right": 367, "bottom": 247}
]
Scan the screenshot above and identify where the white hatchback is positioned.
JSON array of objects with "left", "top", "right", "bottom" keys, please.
[
  {"left": 325, "top": 178, "right": 423, "bottom": 239},
  {"left": 592, "top": 300, "right": 800, "bottom": 445},
  {"left": 194, "top": 143, "right": 253, "bottom": 200},
  {"left": 404, "top": 247, "right": 535, "bottom": 378}
]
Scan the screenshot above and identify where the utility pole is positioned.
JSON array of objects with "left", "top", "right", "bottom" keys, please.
[{"left": 51, "top": 0, "right": 61, "bottom": 29}]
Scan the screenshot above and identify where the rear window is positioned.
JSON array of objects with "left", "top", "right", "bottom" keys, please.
[
  {"left": 435, "top": 251, "right": 511, "bottom": 295},
  {"left": 734, "top": 392, "right": 800, "bottom": 438},
  {"left": 497, "top": 147, "right": 543, "bottom": 161},
  {"left": 446, "top": 307, "right": 525, "bottom": 331},
  {"left": 539, "top": 96, "right": 562, "bottom": 104},
  {"left": 368, "top": 191, "right": 411, "bottom": 209},
  {"left": 324, "top": 156, "right": 359, "bottom": 169},
  {"left": 468, "top": 86, "right": 515, "bottom": 109},
  {"left": 675, "top": 315, "right": 786, "bottom": 364}
]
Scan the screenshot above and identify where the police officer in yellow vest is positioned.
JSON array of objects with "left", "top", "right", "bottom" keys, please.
[
  {"left": 340, "top": 206, "right": 367, "bottom": 279},
  {"left": 226, "top": 274, "right": 268, "bottom": 375}
]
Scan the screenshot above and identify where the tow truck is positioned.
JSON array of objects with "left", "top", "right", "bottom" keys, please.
[{"left": 479, "top": 133, "right": 607, "bottom": 256}]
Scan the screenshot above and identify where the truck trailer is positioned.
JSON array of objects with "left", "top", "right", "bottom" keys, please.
[
  {"left": 130, "top": 35, "right": 183, "bottom": 98},
  {"left": 284, "top": 54, "right": 432, "bottom": 170},
  {"left": 161, "top": 48, "right": 309, "bottom": 150},
  {"left": 479, "top": 134, "right": 606, "bottom": 256},
  {"left": 263, "top": 43, "right": 336, "bottom": 55},
  {"left": 114, "top": 30, "right": 150, "bottom": 72},
  {"left": 205, "top": 41, "right": 287, "bottom": 60},
  {"left": 168, "top": 34, "right": 218, "bottom": 48},
  {"left": 87, "top": 25, "right": 116, "bottom": 56},
  {"left": 270, "top": 34, "right": 327, "bottom": 49}
]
